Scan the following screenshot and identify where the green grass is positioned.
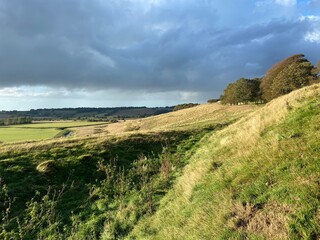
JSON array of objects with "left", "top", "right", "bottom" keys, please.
[
  {"left": 130, "top": 85, "right": 320, "bottom": 240},
  {"left": 14, "top": 121, "right": 108, "bottom": 129},
  {"left": 0, "top": 127, "right": 60, "bottom": 143},
  {"left": 0, "top": 121, "right": 108, "bottom": 143},
  {"left": 0, "top": 129, "right": 213, "bottom": 239},
  {"left": 1, "top": 84, "right": 320, "bottom": 239}
]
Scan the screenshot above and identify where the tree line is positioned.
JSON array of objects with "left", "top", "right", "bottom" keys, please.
[
  {"left": 220, "top": 54, "right": 320, "bottom": 105},
  {"left": 173, "top": 103, "right": 200, "bottom": 111},
  {"left": 0, "top": 117, "right": 32, "bottom": 126},
  {"left": 0, "top": 106, "right": 175, "bottom": 122}
]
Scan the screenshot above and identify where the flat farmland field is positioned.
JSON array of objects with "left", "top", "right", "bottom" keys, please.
[
  {"left": 0, "top": 121, "right": 108, "bottom": 143},
  {"left": 0, "top": 127, "right": 59, "bottom": 142},
  {"left": 14, "top": 121, "right": 108, "bottom": 129}
]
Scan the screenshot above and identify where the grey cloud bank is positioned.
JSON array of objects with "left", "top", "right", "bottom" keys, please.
[{"left": 0, "top": 0, "right": 319, "bottom": 109}]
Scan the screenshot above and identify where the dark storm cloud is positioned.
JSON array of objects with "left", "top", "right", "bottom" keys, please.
[{"left": 0, "top": 0, "right": 319, "bottom": 94}]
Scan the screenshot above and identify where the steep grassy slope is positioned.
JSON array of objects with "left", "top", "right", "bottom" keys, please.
[
  {"left": 0, "top": 102, "right": 257, "bottom": 239},
  {"left": 130, "top": 84, "right": 320, "bottom": 239}
]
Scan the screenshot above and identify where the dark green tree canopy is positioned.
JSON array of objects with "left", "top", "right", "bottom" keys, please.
[
  {"left": 316, "top": 62, "right": 320, "bottom": 83},
  {"left": 260, "top": 54, "right": 317, "bottom": 102},
  {"left": 221, "top": 78, "right": 261, "bottom": 105},
  {"left": 173, "top": 103, "right": 199, "bottom": 111}
]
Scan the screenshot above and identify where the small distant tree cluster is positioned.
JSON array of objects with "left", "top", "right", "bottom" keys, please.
[
  {"left": 0, "top": 117, "right": 32, "bottom": 126},
  {"left": 220, "top": 78, "right": 261, "bottom": 105},
  {"left": 173, "top": 103, "right": 200, "bottom": 111},
  {"left": 220, "top": 54, "right": 319, "bottom": 105}
]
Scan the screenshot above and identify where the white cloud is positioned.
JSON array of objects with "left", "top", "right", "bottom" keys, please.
[
  {"left": 300, "top": 15, "right": 320, "bottom": 21},
  {"left": 251, "top": 34, "right": 273, "bottom": 44},
  {"left": 301, "top": 15, "right": 320, "bottom": 43},
  {"left": 0, "top": 86, "right": 71, "bottom": 98},
  {"left": 275, "top": 0, "right": 296, "bottom": 6},
  {"left": 304, "top": 31, "right": 320, "bottom": 43},
  {"left": 256, "top": 0, "right": 296, "bottom": 7}
]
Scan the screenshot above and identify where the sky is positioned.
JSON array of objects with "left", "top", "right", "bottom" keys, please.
[{"left": 0, "top": 0, "right": 319, "bottom": 110}]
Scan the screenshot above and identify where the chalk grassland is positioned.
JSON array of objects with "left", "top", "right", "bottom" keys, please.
[
  {"left": 130, "top": 84, "right": 320, "bottom": 240},
  {"left": 0, "top": 102, "right": 260, "bottom": 239},
  {"left": 0, "top": 121, "right": 108, "bottom": 143},
  {"left": 82, "top": 103, "right": 260, "bottom": 136},
  {"left": 0, "top": 104, "right": 259, "bottom": 146},
  {"left": 0, "top": 104, "right": 260, "bottom": 143},
  {"left": 0, "top": 85, "right": 319, "bottom": 239}
]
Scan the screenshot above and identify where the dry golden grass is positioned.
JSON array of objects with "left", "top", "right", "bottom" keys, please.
[
  {"left": 103, "top": 103, "right": 259, "bottom": 135},
  {"left": 0, "top": 102, "right": 258, "bottom": 149},
  {"left": 36, "top": 160, "right": 58, "bottom": 173},
  {"left": 228, "top": 202, "right": 293, "bottom": 239},
  {"left": 218, "top": 83, "right": 320, "bottom": 150},
  {"left": 131, "top": 83, "right": 320, "bottom": 240},
  {"left": 70, "top": 124, "right": 110, "bottom": 138}
]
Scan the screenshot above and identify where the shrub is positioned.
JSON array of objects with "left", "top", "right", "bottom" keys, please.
[
  {"left": 173, "top": 103, "right": 200, "bottom": 111},
  {"left": 220, "top": 78, "right": 261, "bottom": 105}
]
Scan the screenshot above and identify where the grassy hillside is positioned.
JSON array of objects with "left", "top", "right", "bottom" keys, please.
[
  {"left": 101, "top": 103, "right": 259, "bottom": 135},
  {"left": 0, "top": 102, "right": 255, "bottom": 239},
  {"left": 0, "top": 84, "right": 319, "bottom": 239},
  {"left": 66, "top": 104, "right": 258, "bottom": 138},
  {"left": 131, "top": 84, "right": 320, "bottom": 239}
]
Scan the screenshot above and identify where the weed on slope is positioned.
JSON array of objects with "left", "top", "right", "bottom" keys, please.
[{"left": 0, "top": 125, "right": 224, "bottom": 239}]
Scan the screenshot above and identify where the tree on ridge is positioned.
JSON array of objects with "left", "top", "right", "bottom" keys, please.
[{"left": 260, "top": 54, "right": 317, "bottom": 102}]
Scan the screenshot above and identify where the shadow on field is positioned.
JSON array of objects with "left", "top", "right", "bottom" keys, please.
[{"left": 0, "top": 130, "right": 194, "bottom": 222}]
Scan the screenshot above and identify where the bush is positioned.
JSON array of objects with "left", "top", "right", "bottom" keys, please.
[
  {"left": 220, "top": 78, "right": 261, "bottom": 105},
  {"left": 173, "top": 103, "right": 200, "bottom": 111}
]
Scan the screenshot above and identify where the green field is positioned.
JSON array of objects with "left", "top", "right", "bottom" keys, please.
[
  {"left": 0, "top": 127, "right": 60, "bottom": 143},
  {"left": 0, "top": 121, "right": 108, "bottom": 143},
  {"left": 14, "top": 121, "right": 108, "bottom": 129}
]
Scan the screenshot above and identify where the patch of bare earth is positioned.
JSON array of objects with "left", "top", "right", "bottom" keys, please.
[{"left": 228, "top": 202, "right": 294, "bottom": 239}]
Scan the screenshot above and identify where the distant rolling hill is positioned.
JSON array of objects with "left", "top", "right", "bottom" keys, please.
[{"left": 0, "top": 106, "right": 174, "bottom": 120}]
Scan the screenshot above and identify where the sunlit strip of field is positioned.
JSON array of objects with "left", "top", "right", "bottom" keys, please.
[
  {"left": 13, "top": 121, "right": 109, "bottom": 129},
  {"left": 0, "top": 121, "right": 110, "bottom": 143},
  {"left": 0, "top": 127, "right": 60, "bottom": 143}
]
